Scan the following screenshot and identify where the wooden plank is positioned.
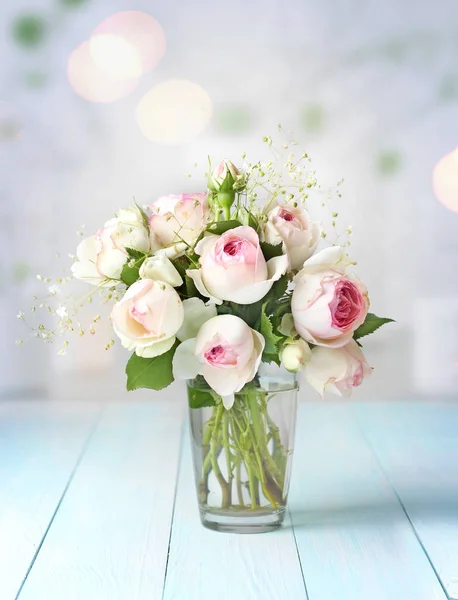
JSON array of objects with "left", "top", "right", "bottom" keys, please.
[
  {"left": 0, "top": 400, "right": 101, "bottom": 600},
  {"left": 353, "top": 402, "right": 458, "bottom": 599},
  {"left": 162, "top": 426, "right": 307, "bottom": 600},
  {"left": 289, "top": 403, "right": 447, "bottom": 600},
  {"left": 18, "top": 401, "right": 184, "bottom": 600}
]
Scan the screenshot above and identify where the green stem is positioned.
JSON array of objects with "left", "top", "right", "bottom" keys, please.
[
  {"left": 246, "top": 392, "right": 284, "bottom": 508},
  {"left": 198, "top": 409, "right": 216, "bottom": 504},
  {"left": 235, "top": 462, "right": 244, "bottom": 507},
  {"left": 210, "top": 404, "right": 230, "bottom": 509},
  {"left": 245, "top": 461, "right": 259, "bottom": 510},
  {"left": 222, "top": 411, "right": 233, "bottom": 507}
]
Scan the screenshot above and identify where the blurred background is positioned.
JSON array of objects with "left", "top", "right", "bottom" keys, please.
[{"left": 1, "top": 0, "right": 457, "bottom": 402}]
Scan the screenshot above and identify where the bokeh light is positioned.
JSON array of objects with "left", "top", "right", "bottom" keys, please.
[
  {"left": 136, "top": 80, "right": 213, "bottom": 145},
  {"left": 433, "top": 148, "right": 458, "bottom": 213},
  {"left": 0, "top": 103, "right": 22, "bottom": 142},
  {"left": 89, "top": 34, "right": 142, "bottom": 80},
  {"left": 93, "top": 11, "right": 166, "bottom": 75},
  {"left": 67, "top": 40, "right": 138, "bottom": 103}
]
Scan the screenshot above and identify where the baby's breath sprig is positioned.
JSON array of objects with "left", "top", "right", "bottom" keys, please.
[
  {"left": 18, "top": 249, "right": 123, "bottom": 354},
  {"left": 239, "top": 128, "right": 352, "bottom": 251}
]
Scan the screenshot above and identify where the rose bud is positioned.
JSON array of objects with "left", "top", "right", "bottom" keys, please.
[{"left": 280, "top": 339, "right": 312, "bottom": 372}]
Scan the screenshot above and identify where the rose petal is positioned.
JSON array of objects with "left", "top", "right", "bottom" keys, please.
[
  {"left": 202, "top": 364, "right": 246, "bottom": 396},
  {"left": 153, "top": 242, "right": 188, "bottom": 260},
  {"left": 135, "top": 336, "right": 176, "bottom": 358},
  {"left": 300, "top": 246, "right": 349, "bottom": 274},
  {"left": 194, "top": 234, "right": 219, "bottom": 256},
  {"left": 222, "top": 253, "right": 288, "bottom": 304},
  {"left": 186, "top": 269, "right": 223, "bottom": 305},
  {"left": 222, "top": 394, "right": 235, "bottom": 409},
  {"left": 176, "top": 298, "right": 217, "bottom": 342},
  {"left": 172, "top": 338, "right": 202, "bottom": 380},
  {"left": 139, "top": 255, "right": 183, "bottom": 287}
]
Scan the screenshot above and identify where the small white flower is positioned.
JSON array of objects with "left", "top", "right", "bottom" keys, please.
[
  {"left": 56, "top": 305, "right": 68, "bottom": 319},
  {"left": 17, "top": 311, "right": 25, "bottom": 320},
  {"left": 48, "top": 285, "right": 60, "bottom": 296}
]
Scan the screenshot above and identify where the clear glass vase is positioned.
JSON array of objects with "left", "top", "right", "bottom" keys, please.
[{"left": 188, "top": 365, "right": 298, "bottom": 533}]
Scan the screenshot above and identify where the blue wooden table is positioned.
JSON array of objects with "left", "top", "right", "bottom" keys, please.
[{"left": 0, "top": 400, "right": 457, "bottom": 600}]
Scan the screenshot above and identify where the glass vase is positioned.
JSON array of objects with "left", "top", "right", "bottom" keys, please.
[{"left": 188, "top": 365, "right": 298, "bottom": 533}]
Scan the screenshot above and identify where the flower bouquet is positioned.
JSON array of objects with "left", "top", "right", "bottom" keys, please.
[{"left": 24, "top": 135, "right": 392, "bottom": 532}]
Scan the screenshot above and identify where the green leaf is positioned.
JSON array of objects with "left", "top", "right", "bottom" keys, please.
[
  {"left": 261, "top": 353, "right": 281, "bottom": 366},
  {"left": 125, "top": 247, "right": 144, "bottom": 260},
  {"left": 185, "top": 274, "right": 198, "bottom": 298},
  {"left": 263, "top": 275, "right": 289, "bottom": 315},
  {"left": 120, "top": 254, "right": 146, "bottom": 287},
  {"left": 206, "top": 220, "right": 242, "bottom": 235},
  {"left": 260, "top": 241, "right": 283, "bottom": 261},
  {"left": 353, "top": 313, "right": 395, "bottom": 341},
  {"left": 260, "top": 303, "right": 281, "bottom": 356},
  {"left": 187, "top": 387, "right": 216, "bottom": 409},
  {"left": 125, "top": 344, "right": 177, "bottom": 391}
]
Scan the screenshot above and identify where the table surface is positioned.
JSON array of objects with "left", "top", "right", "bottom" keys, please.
[{"left": 0, "top": 399, "right": 457, "bottom": 600}]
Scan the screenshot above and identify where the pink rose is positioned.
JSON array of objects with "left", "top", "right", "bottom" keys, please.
[
  {"left": 292, "top": 247, "right": 369, "bottom": 347},
  {"left": 262, "top": 203, "right": 320, "bottom": 270},
  {"left": 149, "top": 193, "right": 210, "bottom": 259},
  {"left": 304, "top": 340, "right": 372, "bottom": 397},
  {"left": 172, "top": 314, "right": 265, "bottom": 407},
  {"left": 187, "top": 226, "right": 288, "bottom": 305}
]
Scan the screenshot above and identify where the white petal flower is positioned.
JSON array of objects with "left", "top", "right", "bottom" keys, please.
[
  {"left": 139, "top": 255, "right": 183, "bottom": 287},
  {"left": 176, "top": 298, "right": 217, "bottom": 342}
]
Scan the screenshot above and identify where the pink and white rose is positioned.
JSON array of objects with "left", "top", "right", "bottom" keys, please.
[
  {"left": 71, "top": 206, "right": 150, "bottom": 285},
  {"left": 111, "top": 279, "right": 184, "bottom": 358},
  {"left": 262, "top": 203, "right": 320, "bottom": 270},
  {"left": 304, "top": 340, "right": 372, "bottom": 397},
  {"left": 187, "top": 226, "right": 288, "bottom": 305},
  {"left": 292, "top": 247, "right": 369, "bottom": 347},
  {"left": 173, "top": 314, "right": 265, "bottom": 408},
  {"left": 149, "top": 193, "right": 210, "bottom": 259}
]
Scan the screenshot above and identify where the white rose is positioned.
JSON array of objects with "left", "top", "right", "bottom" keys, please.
[
  {"left": 111, "top": 279, "right": 184, "bottom": 358},
  {"left": 71, "top": 205, "right": 150, "bottom": 286},
  {"left": 280, "top": 339, "right": 311, "bottom": 372},
  {"left": 149, "top": 193, "right": 210, "bottom": 259},
  {"left": 173, "top": 314, "right": 265, "bottom": 408},
  {"left": 304, "top": 340, "right": 372, "bottom": 397},
  {"left": 262, "top": 203, "right": 320, "bottom": 270}
]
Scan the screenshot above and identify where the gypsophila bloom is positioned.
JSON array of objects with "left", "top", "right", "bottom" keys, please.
[
  {"left": 56, "top": 305, "right": 68, "bottom": 319},
  {"left": 48, "top": 285, "right": 60, "bottom": 296}
]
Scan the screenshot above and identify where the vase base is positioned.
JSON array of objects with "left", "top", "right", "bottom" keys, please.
[{"left": 200, "top": 507, "right": 285, "bottom": 534}]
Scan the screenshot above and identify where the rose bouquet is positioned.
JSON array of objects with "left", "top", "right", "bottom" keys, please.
[{"left": 23, "top": 136, "right": 392, "bottom": 531}]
